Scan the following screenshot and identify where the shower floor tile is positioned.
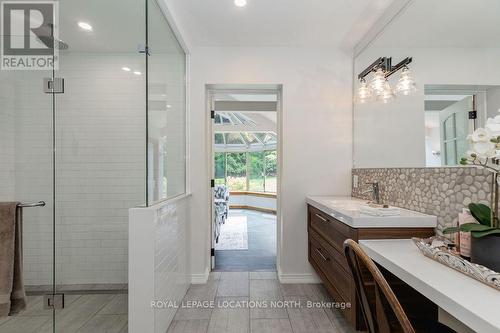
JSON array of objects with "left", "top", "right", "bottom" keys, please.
[{"left": 0, "top": 292, "right": 128, "bottom": 333}]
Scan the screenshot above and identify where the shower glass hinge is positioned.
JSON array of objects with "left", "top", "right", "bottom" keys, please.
[
  {"left": 43, "top": 77, "right": 64, "bottom": 94},
  {"left": 43, "top": 293, "right": 65, "bottom": 310},
  {"left": 138, "top": 44, "right": 151, "bottom": 55}
]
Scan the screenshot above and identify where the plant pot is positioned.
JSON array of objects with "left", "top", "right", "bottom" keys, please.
[{"left": 470, "top": 234, "right": 500, "bottom": 272}]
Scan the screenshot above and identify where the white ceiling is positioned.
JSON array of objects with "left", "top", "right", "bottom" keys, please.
[
  {"left": 166, "top": 0, "right": 395, "bottom": 47},
  {"left": 55, "top": 0, "right": 182, "bottom": 53},
  {"left": 371, "top": 0, "right": 500, "bottom": 48}
]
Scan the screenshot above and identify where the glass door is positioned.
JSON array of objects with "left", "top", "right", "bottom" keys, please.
[
  {"left": 51, "top": 0, "right": 146, "bottom": 332},
  {"left": 0, "top": 1, "right": 57, "bottom": 332},
  {"left": 440, "top": 96, "right": 473, "bottom": 165}
]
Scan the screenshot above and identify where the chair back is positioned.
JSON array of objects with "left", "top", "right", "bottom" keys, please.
[{"left": 343, "top": 239, "right": 415, "bottom": 333}]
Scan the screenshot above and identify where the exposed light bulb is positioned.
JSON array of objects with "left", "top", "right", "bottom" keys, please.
[
  {"left": 377, "top": 79, "right": 395, "bottom": 103},
  {"left": 370, "top": 68, "right": 386, "bottom": 96},
  {"left": 122, "top": 67, "right": 131, "bottom": 72},
  {"left": 357, "top": 78, "right": 372, "bottom": 104},
  {"left": 133, "top": 71, "right": 142, "bottom": 75},
  {"left": 234, "top": 0, "right": 247, "bottom": 7},
  {"left": 395, "top": 66, "right": 417, "bottom": 96},
  {"left": 78, "top": 22, "right": 93, "bottom": 31}
]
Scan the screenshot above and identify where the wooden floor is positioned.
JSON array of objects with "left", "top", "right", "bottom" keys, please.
[
  {"left": 167, "top": 271, "right": 356, "bottom": 333},
  {"left": 0, "top": 293, "right": 127, "bottom": 333}
]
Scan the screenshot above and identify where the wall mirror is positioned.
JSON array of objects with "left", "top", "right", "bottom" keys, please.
[{"left": 353, "top": 0, "right": 500, "bottom": 168}]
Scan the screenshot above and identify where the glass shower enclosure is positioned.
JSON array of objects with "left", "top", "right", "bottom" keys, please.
[{"left": 0, "top": 0, "right": 186, "bottom": 332}]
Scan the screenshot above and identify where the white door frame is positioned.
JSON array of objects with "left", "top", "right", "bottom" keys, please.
[{"left": 205, "top": 85, "right": 283, "bottom": 272}]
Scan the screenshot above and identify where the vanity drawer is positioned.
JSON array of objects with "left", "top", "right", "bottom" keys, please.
[
  {"left": 310, "top": 228, "right": 349, "bottom": 272},
  {"left": 309, "top": 232, "right": 352, "bottom": 301},
  {"left": 309, "top": 206, "right": 355, "bottom": 253}
]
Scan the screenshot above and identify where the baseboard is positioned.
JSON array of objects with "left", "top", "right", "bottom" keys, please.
[
  {"left": 190, "top": 270, "right": 209, "bottom": 284},
  {"left": 278, "top": 271, "right": 322, "bottom": 284}
]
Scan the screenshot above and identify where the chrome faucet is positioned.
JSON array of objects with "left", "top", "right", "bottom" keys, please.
[{"left": 361, "top": 181, "right": 381, "bottom": 204}]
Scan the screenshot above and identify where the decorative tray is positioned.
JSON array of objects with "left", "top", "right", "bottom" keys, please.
[{"left": 412, "top": 236, "right": 500, "bottom": 291}]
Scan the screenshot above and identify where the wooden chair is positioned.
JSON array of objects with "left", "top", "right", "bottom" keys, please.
[
  {"left": 344, "top": 239, "right": 416, "bottom": 333},
  {"left": 344, "top": 239, "right": 456, "bottom": 333}
]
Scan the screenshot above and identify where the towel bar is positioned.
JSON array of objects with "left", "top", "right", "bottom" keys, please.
[{"left": 17, "top": 201, "right": 46, "bottom": 208}]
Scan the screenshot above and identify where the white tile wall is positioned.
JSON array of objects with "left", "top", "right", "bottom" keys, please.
[
  {"left": 2, "top": 54, "right": 147, "bottom": 286},
  {"left": 0, "top": 78, "right": 15, "bottom": 201},
  {"left": 2, "top": 49, "right": 185, "bottom": 287},
  {"left": 54, "top": 55, "right": 146, "bottom": 285},
  {"left": 129, "top": 197, "right": 190, "bottom": 333}
]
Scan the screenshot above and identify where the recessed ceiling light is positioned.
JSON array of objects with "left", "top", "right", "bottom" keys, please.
[
  {"left": 78, "top": 21, "right": 93, "bottom": 31},
  {"left": 166, "top": 104, "right": 172, "bottom": 108},
  {"left": 133, "top": 71, "right": 142, "bottom": 75},
  {"left": 234, "top": 0, "right": 247, "bottom": 7},
  {"left": 122, "top": 67, "right": 131, "bottom": 72}
]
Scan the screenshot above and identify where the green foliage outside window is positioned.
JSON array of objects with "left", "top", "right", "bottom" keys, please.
[{"left": 214, "top": 150, "right": 277, "bottom": 193}]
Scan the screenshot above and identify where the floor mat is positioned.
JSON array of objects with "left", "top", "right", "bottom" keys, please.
[{"left": 215, "top": 215, "right": 249, "bottom": 250}]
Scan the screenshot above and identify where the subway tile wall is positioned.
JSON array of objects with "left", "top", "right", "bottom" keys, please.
[
  {"left": 154, "top": 201, "right": 189, "bottom": 332},
  {"left": 54, "top": 55, "right": 146, "bottom": 285},
  {"left": 4, "top": 55, "right": 147, "bottom": 286},
  {"left": 0, "top": 79, "right": 15, "bottom": 201}
]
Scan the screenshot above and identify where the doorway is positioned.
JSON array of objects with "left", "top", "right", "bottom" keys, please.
[{"left": 208, "top": 85, "right": 281, "bottom": 271}]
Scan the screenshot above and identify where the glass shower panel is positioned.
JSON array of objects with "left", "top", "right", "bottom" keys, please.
[
  {"left": 147, "top": 0, "right": 187, "bottom": 204},
  {"left": 52, "top": 0, "right": 146, "bottom": 331},
  {"left": 0, "top": 36, "right": 55, "bottom": 333}
]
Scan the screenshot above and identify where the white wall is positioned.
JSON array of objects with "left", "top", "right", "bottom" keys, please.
[
  {"left": 129, "top": 197, "right": 190, "bottom": 333},
  {"left": 189, "top": 46, "right": 353, "bottom": 282},
  {"left": 229, "top": 194, "right": 277, "bottom": 212},
  {"left": 354, "top": 47, "right": 500, "bottom": 168}
]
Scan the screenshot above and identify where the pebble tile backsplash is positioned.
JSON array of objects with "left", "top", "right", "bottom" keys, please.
[{"left": 352, "top": 167, "right": 493, "bottom": 234}]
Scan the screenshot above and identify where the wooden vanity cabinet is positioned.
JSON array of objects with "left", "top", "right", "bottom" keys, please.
[{"left": 307, "top": 204, "right": 435, "bottom": 330}]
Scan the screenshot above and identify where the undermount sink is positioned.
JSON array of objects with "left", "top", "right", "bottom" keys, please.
[{"left": 306, "top": 196, "right": 437, "bottom": 228}]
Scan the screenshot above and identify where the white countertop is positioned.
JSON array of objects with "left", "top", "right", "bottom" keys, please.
[
  {"left": 306, "top": 196, "right": 437, "bottom": 228},
  {"left": 360, "top": 239, "right": 500, "bottom": 333}
]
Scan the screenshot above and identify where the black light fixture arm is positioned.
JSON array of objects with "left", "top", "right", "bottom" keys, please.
[{"left": 357, "top": 57, "right": 412, "bottom": 80}]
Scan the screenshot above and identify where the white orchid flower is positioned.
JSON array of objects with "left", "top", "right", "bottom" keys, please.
[{"left": 471, "top": 128, "right": 492, "bottom": 142}]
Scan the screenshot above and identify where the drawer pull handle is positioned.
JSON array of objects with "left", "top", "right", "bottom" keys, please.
[
  {"left": 315, "top": 213, "right": 328, "bottom": 222},
  {"left": 316, "top": 248, "right": 330, "bottom": 261}
]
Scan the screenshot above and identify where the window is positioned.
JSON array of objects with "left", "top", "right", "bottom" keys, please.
[
  {"left": 264, "top": 150, "right": 277, "bottom": 193},
  {"left": 214, "top": 153, "right": 226, "bottom": 186},
  {"left": 226, "top": 152, "right": 247, "bottom": 191},
  {"left": 248, "top": 152, "right": 265, "bottom": 191},
  {"left": 214, "top": 150, "right": 277, "bottom": 193}
]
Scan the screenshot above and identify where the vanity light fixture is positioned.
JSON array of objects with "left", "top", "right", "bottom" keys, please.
[
  {"left": 395, "top": 66, "right": 417, "bottom": 96},
  {"left": 357, "top": 78, "right": 372, "bottom": 103},
  {"left": 357, "top": 56, "right": 414, "bottom": 104},
  {"left": 377, "top": 79, "right": 396, "bottom": 104},
  {"left": 370, "top": 68, "right": 386, "bottom": 96},
  {"left": 234, "top": 0, "right": 247, "bottom": 7}
]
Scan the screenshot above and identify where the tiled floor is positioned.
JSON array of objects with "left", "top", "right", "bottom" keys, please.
[
  {"left": 167, "top": 271, "right": 356, "bottom": 333},
  {"left": 215, "top": 210, "right": 277, "bottom": 271},
  {"left": 0, "top": 293, "right": 128, "bottom": 333}
]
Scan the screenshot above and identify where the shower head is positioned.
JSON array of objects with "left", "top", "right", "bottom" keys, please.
[{"left": 36, "top": 36, "right": 70, "bottom": 50}]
